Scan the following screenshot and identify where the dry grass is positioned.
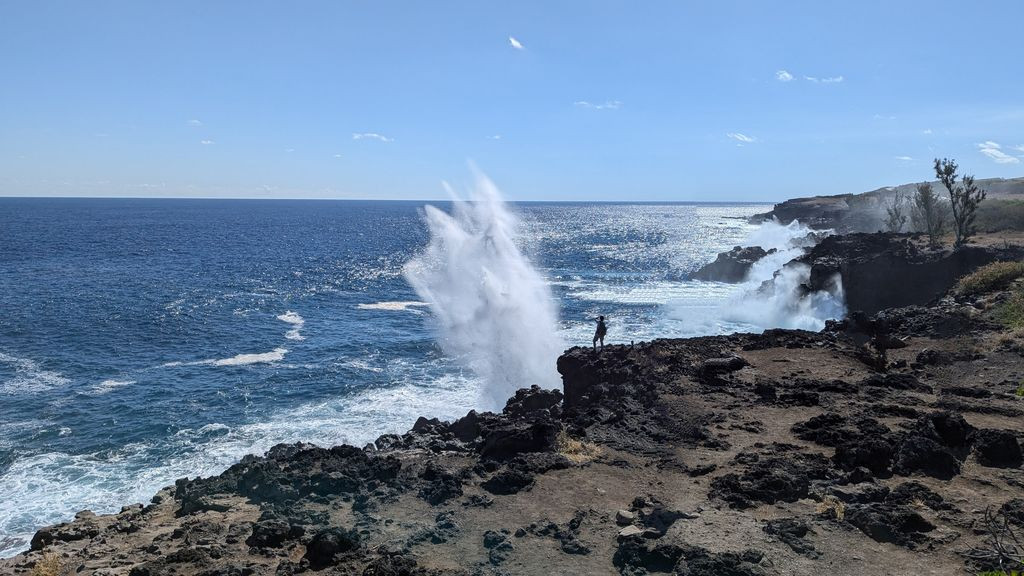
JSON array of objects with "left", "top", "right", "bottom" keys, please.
[
  {"left": 555, "top": 429, "right": 602, "bottom": 464},
  {"left": 815, "top": 495, "right": 846, "bottom": 521},
  {"left": 29, "top": 553, "right": 69, "bottom": 576},
  {"left": 955, "top": 261, "right": 1024, "bottom": 297}
]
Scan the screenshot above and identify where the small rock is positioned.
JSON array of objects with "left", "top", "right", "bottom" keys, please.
[
  {"left": 482, "top": 530, "right": 506, "bottom": 549},
  {"left": 615, "top": 510, "right": 635, "bottom": 526},
  {"left": 618, "top": 525, "right": 644, "bottom": 539}
]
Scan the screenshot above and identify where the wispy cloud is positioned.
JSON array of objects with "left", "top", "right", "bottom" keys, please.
[
  {"left": 978, "top": 141, "right": 1021, "bottom": 164},
  {"left": 200, "top": 140, "right": 214, "bottom": 145},
  {"left": 775, "top": 70, "right": 794, "bottom": 82},
  {"left": 509, "top": 36, "right": 524, "bottom": 50},
  {"left": 873, "top": 114, "right": 897, "bottom": 120},
  {"left": 187, "top": 119, "right": 203, "bottom": 127},
  {"left": 487, "top": 135, "right": 502, "bottom": 140},
  {"left": 574, "top": 100, "right": 622, "bottom": 110},
  {"left": 895, "top": 156, "right": 913, "bottom": 161},
  {"left": 352, "top": 132, "right": 393, "bottom": 142},
  {"left": 333, "top": 153, "right": 343, "bottom": 158},
  {"left": 1014, "top": 144, "right": 1024, "bottom": 155},
  {"left": 285, "top": 148, "right": 295, "bottom": 153},
  {"left": 804, "top": 75, "right": 844, "bottom": 83},
  {"left": 726, "top": 132, "right": 757, "bottom": 144},
  {"left": 922, "top": 129, "right": 933, "bottom": 135}
]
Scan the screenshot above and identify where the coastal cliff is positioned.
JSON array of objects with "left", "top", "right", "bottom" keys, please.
[{"left": 4, "top": 235, "right": 1024, "bottom": 576}]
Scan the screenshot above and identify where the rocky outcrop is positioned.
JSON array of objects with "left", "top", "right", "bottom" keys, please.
[
  {"left": 691, "top": 246, "right": 776, "bottom": 282},
  {"left": 751, "top": 177, "right": 1024, "bottom": 233},
  {"left": 798, "top": 233, "right": 1024, "bottom": 315},
  {"left": 751, "top": 194, "right": 879, "bottom": 232}
]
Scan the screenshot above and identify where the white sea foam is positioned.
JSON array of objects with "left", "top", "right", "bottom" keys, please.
[
  {"left": 88, "top": 379, "right": 135, "bottom": 395},
  {"left": 211, "top": 348, "right": 288, "bottom": 366},
  {"left": 356, "top": 301, "right": 428, "bottom": 312},
  {"left": 160, "top": 348, "right": 288, "bottom": 368},
  {"left": 0, "top": 352, "right": 70, "bottom": 394},
  {"left": 404, "top": 171, "right": 564, "bottom": 407},
  {"left": 277, "top": 311, "right": 305, "bottom": 340},
  {"left": 0, "top": 368, "right": 477, "bottom": 558}
]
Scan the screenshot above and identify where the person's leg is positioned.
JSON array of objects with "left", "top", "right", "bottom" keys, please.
[{"left": 593, "top": 334, "right": 598, "bottom": 350}]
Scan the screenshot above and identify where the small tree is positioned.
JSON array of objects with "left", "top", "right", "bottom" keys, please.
[
  {"left": 934, "top": 157, "right": 987, "bottom": 248},
  {"left": 884, "top": 191, "right": 908, "bottom": 232},
  {"left": 911, "top": 182, "right": 946, "bottom": 246}
]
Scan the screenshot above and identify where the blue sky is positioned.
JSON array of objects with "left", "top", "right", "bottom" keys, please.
[{"left": 1, "top": 1, "right": 1021, "bottom": 201}]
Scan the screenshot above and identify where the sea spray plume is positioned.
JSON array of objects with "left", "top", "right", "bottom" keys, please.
[
  {"left": 404, "top": 174, "right": 564, "bottom": 408},
  {"left": 728, "top": 219, "right": 845, "bottom": 330},
  {"left": 676, "top": 218, "right": 845, "bottom": 333}
]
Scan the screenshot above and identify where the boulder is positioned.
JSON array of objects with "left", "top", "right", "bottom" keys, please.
[
  {"left": 691, "top": 246, "right": 776, "bottom": 283},
  {"left": 304, "top": 528, "right": 359, "bottom": 568},
  {"left": 972, "top": 429, "right": 1023, "bottom": 468}
]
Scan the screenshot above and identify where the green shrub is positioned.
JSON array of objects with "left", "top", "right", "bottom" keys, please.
[
  {"left": 976, "top": 199, "right": 1024, "bottom": 232},
  {"left": 995, "top": 291, "right": 1024, "bottom": 330},
  {"left": 955, "top": 261, "right": 1024, "bottom": 296}
]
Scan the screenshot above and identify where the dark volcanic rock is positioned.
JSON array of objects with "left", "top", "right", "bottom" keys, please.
[
  {"left": 894, "top": 436, "right": 961, "bottom": 480},
  {"left": 891, "top": 411, "right": 976, "bottom": 479},
  {"left": 798, "top": 233, "right": 1024, "bottom": 315},
  {"left": 710, "top": 448, "right": 832, "bottom": 509},
  {"left": 304, "top": 527, "right": 359, "bottom": 568},
  {"left": 448, "top": 410, "right": 482, "bottom": 443},
  {"left": 845, "top": 503, "right": 935, "bottom": 548},
  {"left": 503, "top": 385, "right": 563, "bottom": 418},
  {"left": 246, "top": 519, "right": 295, "bottom": 549},
  {"left": 692, "top": 246, "right": 776, "bottom": 283},
  {"left": 418, "top": 463, "right": 463, "bottom": 505},
  {"left": 763, "top": 518, "right": 816, "bottom": 556},
  {"left": 792, "top": 414, "right": 895, "bottom": 475},
  {"left": 614, "top": 538, "right": 765, "bottom": 576},
  {"left": 478, "top": 414, "right": 559, "bottom": 460},
  {"left": 971, "top": 429, "right": 1023, "bottom": 468}
]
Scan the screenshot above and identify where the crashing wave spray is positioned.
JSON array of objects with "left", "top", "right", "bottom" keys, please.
[
  {"left": 404, "top": 172, "right": 564, "bottom": 408},
  {"left": 725, "top": 219, "right": 844, "bottom": 331},
  {"left": 678, "top": 218, "right": 845, "bottom": 333}
]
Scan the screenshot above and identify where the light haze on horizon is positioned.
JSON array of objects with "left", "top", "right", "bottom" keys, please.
[{"left": 1, "top": 1, "right": 1022, "bottom": 201}]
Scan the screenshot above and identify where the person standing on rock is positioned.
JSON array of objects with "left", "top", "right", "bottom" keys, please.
[{"left": 593, "top": 315, "right": 608, "bottom": 351}]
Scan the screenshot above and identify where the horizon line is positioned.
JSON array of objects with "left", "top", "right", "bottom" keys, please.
[{"left": 0, "top": 195, "right": 779, "bottom": 204}]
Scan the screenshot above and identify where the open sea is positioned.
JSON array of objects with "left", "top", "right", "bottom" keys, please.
[{"left": 0, "top": 198, "right": 808, "bottom": 557}]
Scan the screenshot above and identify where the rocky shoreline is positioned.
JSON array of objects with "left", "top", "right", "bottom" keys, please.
[{"left": 4, "top": 234, "right": 1024, "bottom": 576}]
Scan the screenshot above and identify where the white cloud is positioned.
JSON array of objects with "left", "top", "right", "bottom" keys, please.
[
  {"left": 726, "top": 132, "right": 757, "bottom": 144},
  {"left": 509, "top": 36, "right": 524, "bottom": 50},
  {"left": 805, "top": 75, "right": 843, "bottom": 83},
  {"left": 977, "top": 140, "right": 1020, "bottom": 164},
  {"left": 775, "top": 70, "right": 794, "bottom": 82},
  {"left": 894, "top": 156, "right": 913, "bottom": 161},
  {"left": 352, "top": 132, "right": 393, "bottom": 142},
  {"left": 187, "top": 119, "right": 203, "bottom": 127},
  {"left": 200, "top": 140, "right": 214, "bottom": 145},
  {"left": 1014, "top": 144, "right": 1024, "bottom": 154},
  {"left": 487, "top": 135, "right": 502, "bottom": 140},
  {"left": 574, "top": 100, "right": 622, "bottom": 110},
  {"left": 922, "top": 129, "right": 933, "bottom": 135},
  {"left": 333, "top": 153, "right": 343, "bottom": 158},
  {"left": 285, "top": 148, "right": 295, "bottom": 153}
]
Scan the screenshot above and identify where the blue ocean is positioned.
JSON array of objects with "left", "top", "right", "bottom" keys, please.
[{"left": 0, "top": 197, "right": 831, "bottom": 556}]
